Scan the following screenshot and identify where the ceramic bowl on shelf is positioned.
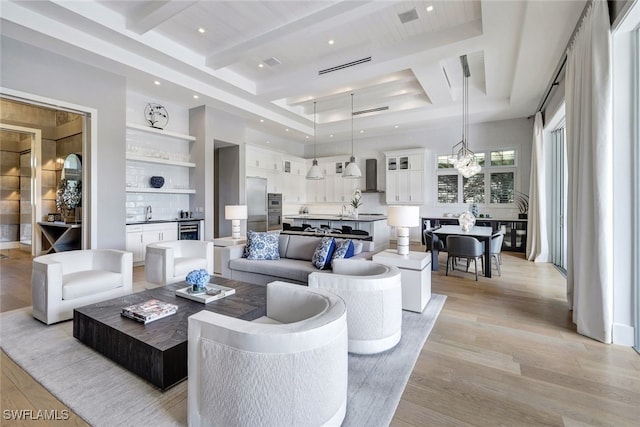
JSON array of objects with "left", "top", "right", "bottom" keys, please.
[{"left": 150, "top": 176, "right": 165, "bottom": 188}]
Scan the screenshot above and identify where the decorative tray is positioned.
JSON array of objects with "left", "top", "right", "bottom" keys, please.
[{"left": 175, "top": 284, "right": 236, "bottom": 304}]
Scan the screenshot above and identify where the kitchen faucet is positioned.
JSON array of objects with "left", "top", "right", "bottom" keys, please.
[{"left": 145, "top": 205, "right": 152, "bottom": 221}]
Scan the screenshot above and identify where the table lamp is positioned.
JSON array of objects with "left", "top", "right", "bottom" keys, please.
[
  {"left": 225, "top": 205, "right": 247, "bottom": 239},
  {"left": 387, "top": 205, "right": 420, "bottom": 256}
]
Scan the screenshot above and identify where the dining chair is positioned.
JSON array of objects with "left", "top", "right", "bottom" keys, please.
[
  {"left": 423, "top": 229, "right": 445, "bottom": 253},
  {"left": 487, "top": 232, "right": 504, "bottom": 276},
  {"left": 445, "top": 235, "right": 484, "bottom": 281}
]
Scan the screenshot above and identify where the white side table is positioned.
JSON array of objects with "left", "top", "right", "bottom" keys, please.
[
  {"left": 213, "top": 237, "right": 246, "bottom": 275},
  {"left": 372, "top": 249, "right": 432, "bottom": 313}
]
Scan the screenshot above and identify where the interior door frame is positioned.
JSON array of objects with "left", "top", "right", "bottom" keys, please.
[
  {"left": 0, "top": 123, "right": 41, "bottom": 255},
  {"left": 1, "top": 87, "right": 98, "bottom": 250}
]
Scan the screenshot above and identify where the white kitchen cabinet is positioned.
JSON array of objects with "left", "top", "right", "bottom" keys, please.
[
  {"left": 385, "top": 149, "right": 426, "bottom": 204},
  {"left": 126, "top": 222, "right": 178, "bottom": 264}
]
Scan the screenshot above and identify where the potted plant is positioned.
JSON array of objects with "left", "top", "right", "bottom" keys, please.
[{"left": 515, "top": 191, "right": 529, "bottom": 219}]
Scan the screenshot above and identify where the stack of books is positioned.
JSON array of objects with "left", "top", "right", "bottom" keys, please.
[{"left": 121, "top": 299, "right": 178, "bottom": 324}]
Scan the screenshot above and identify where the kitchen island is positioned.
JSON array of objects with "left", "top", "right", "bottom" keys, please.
[{"left": 284, "top": 214, "right": 390, "bottom": 250}]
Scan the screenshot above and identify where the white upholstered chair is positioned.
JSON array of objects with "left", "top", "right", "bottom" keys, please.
[
  {"left": 31, "top": 249, "right": 133, "bottom": 324},
  {"left": 188, "top": 281, "right": 348, "bottom": 427},
  {"left": 308, "top": 259, "right": 402, "bottom": 354},
  {"left": 145, "top": 240, "right": 213, "bottom": 285}
]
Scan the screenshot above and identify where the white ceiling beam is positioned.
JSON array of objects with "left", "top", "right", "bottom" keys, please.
[
  {"left": 126, "top": 1, "right": 198, "bottom": 35},
  {"left": 205, "top": 1, "right": 392, "bottom": 69}
]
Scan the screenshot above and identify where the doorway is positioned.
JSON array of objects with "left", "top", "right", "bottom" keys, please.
[{"left": 0, "top": 97, "right": 85, "bottom": 255}]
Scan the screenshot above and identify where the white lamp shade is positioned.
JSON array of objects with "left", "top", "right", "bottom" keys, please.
[
  {"left": 306, "top": 160, "right": 324, "bottom": 180},
  {"left": 342, "top": 157, "right": 362, "bottom": 179},
  {"left": 225, "top": 205, "right": 247, "bottom": 220},
  {"left": 387, "top": 205, "right": 420, "bottom": 227}
]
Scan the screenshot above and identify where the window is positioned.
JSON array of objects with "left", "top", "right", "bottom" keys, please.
[{"left": 436, "top": 149, "right": 516, "bottom": 205}]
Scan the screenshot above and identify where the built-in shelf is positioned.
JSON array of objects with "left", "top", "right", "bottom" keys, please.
[
  {"left": 125, "top": 154, "right": 196, "bottom": 168},
  {"left": 125, "top": 188, "right": 196, "bottom": 194},
  {"left": 126, "top": 122, "right": 196, "bottom": 142}
]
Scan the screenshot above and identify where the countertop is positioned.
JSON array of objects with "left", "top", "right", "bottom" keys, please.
[
  {"left": 126, "top": 218, "right": 203, "bottom": 225},
  {"left": 281, "top": 230, "right": 373, "bottom": 241},
  {"left": 285, "top": 214, "right": 387, "bottom": 222}
]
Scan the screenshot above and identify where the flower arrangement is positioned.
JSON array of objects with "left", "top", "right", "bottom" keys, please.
[
  {"left": 350, "top": 189, "right": 362, "bottom": 209},
  {"left": 186, "top": 269, "right": 210, "bottom": 292},
  {"left": 55, "top": 179, "right": 81, "bottom": 219}
]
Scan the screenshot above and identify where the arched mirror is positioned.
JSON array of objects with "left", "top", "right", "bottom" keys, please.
[
  {"left": 61, "top": 153, "right": 82, "bottom": 181},
  {"left": 57, "top": 153, "right": 82, "bottom": 222}
]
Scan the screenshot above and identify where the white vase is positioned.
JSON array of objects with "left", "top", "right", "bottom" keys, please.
[{"left": 458, "top": 211, "right": 476, "bottom": 232}]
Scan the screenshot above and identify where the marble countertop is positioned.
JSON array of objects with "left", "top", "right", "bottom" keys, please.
[
  {"left": 126, "top": 218, "right": 203, "bottom": 225},
  {"left": 285, "top": 214, "right": 387, "bottom": 222}
]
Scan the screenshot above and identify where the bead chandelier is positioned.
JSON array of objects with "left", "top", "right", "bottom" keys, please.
[{"left": 450, "top": 55, "right": 481, "bottom": 178}]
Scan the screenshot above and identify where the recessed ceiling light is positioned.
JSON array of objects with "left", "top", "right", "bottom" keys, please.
[
  {"left": 260, "top": 119, "right": 264, "bottom": 123},
  {"left": 285, "top": 128, "right": 289, "bottom": 132},
  {"left": 306, "top": 135, "right": 309, "bottom": 139},
  {"left": 360, "top": 130, "right": 364, "bottom": 134},
  {"left": 153, "top": 80, "right": 161, "bottom": 85},
  {"left": 198, "top": 27, "right": 205, "bottom": 34},
  {"left": 426, "top": 5, "right": 434, "bottom": 12},
  {"left": 266, "top": 140, "right": 270, "bottom": 144},
  {"left": 328, "top": 39, "right": 335, "bottom": 45},
  {"left": 330, "top": 134, "right": 334, "bottom": 138},
  {"left": 193, "top": 95, "right": 199, "bottom": 99},
  {"left": 258, "top": 63, "right": 264, "bottom": 68},
  {"left": 395, "top": 125, "right": 399, "bottom": 128}
]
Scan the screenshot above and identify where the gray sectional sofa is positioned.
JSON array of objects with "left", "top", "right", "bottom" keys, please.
[{"left": 219, "top": 233, "right": 375, "bottom": 286}]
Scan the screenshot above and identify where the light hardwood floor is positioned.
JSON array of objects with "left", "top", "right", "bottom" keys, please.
[{"left": 1, "top": 247, "right": 639, "bottom": 426}]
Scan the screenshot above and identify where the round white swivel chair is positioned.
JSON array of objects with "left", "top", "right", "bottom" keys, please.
[{"left": 308, "top": 259, "right": 402, "bottom": 354}]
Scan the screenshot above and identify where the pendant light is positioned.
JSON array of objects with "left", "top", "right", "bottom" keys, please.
[
  {"left": 306, "top": 101, "right": 324, "bottom": 180},
  {"left": 343, "top": 93, "right": 362, "bottom": 179},
  {"left": 450, "top": 55, "right": 481, "bottom": 178}
]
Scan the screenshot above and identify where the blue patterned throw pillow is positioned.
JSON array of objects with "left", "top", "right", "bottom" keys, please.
[
  {"left": 331, "top": 239, "right": 354, "bottom": 267},
  {"left": 311, "top": 236, "right": 336, "bottom": 270},
  {"left": 246, "top": 231, "right": 280, "bottom": 260}
]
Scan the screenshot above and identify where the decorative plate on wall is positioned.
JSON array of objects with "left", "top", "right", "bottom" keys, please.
[
  {"left": 144, "top": 103, "right": 169, "bottom": 129},
  {"left": 150, "top": 176, "right": 165, "bottom": 188}
]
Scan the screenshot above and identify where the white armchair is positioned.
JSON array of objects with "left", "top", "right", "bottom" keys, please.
[
  {"left": 308, "top": 259, "right": 402, "bottom": 354},
  {"left": 31, "top": 249, "right": 133, "bottom": 324},
  {"left": 188, "top": 281, "right": 348, "bottom": 427},
  {"left": 145, "top": 240, "right": 213, "bottom": 285}
]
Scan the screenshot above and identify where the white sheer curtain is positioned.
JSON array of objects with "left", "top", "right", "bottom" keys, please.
[
  {"left": 526, "top": 112, "right": 549, "bottom": 262},
  {"left": 565, "top": 0, "right": 613, "bottom": 343}
]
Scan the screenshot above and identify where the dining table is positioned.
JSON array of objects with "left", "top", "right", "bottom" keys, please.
[{"left": 431, "top": 225, "right": 495, "bottom": 278}]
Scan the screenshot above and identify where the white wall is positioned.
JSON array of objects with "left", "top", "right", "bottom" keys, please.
[{"left": 1, "top": 36, "right": 127, "bottom": 250}]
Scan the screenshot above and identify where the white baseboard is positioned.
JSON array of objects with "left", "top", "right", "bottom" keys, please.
[
  {"left": 0, "top": 242, "right": 20, "bottom": 250},
  {"left": 613, "top": 323, "right": 635, "bottom": 346}
]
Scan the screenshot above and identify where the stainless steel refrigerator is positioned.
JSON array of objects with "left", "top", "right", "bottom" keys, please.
[{"left": 246, "top": 176, "right": 267, "bottom": 232}]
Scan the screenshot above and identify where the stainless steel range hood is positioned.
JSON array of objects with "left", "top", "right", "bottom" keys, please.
[{"left": 362, "top": 159, "right": 384, "bottom": 193}]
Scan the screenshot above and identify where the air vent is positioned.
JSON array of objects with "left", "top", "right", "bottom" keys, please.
[
  {"left": 319, "top": 57, "right": 371, "bottom": 75},
  {"left": 353, "top": 106, "right": 389, "bottom": 116},
  {"left": 263, "top": 57, "right": 281, "bottom": 67},
  {"left": 398, "top": 8, "right": 419, "bottom": 24}
]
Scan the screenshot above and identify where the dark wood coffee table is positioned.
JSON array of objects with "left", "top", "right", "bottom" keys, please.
[{"left": 73, "top": 279, "right": 266, "bottom": 390}]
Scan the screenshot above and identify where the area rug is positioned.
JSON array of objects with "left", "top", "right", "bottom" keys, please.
[{"left": 0, "top": 294, "right": 446, "bottom": 426}]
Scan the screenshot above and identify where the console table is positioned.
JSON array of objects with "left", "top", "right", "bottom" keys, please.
[{"left": 38, "top": 222, "right": 81, "bottom": 253}]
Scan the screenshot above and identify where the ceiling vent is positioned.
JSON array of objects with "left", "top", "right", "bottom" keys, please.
[
  {"left": 352, "top": 106, "right": 389, "bottom": 116},
  {"left": 319, "top": 57, "right": 371, "bottom": 75},
  {"left": 263, "top": 57, "right": 281, "bottom": 67},
  {"left": 398, "top": 8, "right": 419, "bottom": 24}
]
